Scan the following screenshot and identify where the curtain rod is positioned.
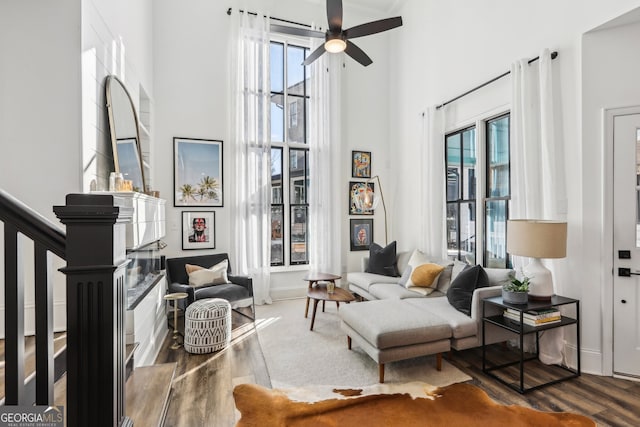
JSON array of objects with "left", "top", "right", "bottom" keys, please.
[
  {"left": 436, "top": 51, "right": 558, "bottom": 110},
  {"left": 226, "top": 7, "right": 315, "bottom": 29}
]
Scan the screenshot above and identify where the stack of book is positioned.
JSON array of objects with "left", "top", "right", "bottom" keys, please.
[{"left": 503, "top": 308, "right": 561, "bottom": 326}]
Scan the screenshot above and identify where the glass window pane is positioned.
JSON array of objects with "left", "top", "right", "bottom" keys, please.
[
  {"left": 287, "top": 45, "right": 306, "bottom": 96},
  {"left": 271, "top": 205, "right": 284, "bottom": 266},
  {"left": 271, "top": 98, "right": 284, "bottom": 142},
  {"left": 446, "top": 133, "right": 461, "bottom": 201},
  {"left": 487, "top": 115, "right": 510, "bottom": 198},
  {"left": 290, "top": 206, "right": 308, "bottom": 263},
  {"left": 270, "top": 42, "right": 284, "bottom": 93},
  {"left": 271, "top": 148, "right": 283, "bottom": 204},
  {"left": 462, "top": 128, "right": 476, "bottom": 200},
  {"left": 289, "top": 149, "right": 307, "bottom": 204},
  {"left": 485, "top": 200, "right": 507, "bottom": 268},
  {"left": 460, "top": 202, "right": 476, "bottom": 264},
  {"left": 287, "top": 95, "right": 305, "bottom": 143},
  {"left": 446, "top": 203, "right": 459, "bottom": 259}
]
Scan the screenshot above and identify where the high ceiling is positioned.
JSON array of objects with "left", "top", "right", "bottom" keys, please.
[{"left": 306, "top": 0, "right": 402, "bottom": 15}]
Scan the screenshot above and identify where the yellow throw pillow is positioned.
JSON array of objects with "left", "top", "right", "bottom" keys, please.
[
  {"left": 409, "top": 263, "right": 445, "bottom": 288},
  {"left": 186, "top": 259, "right": 230, "bottom": 288}
]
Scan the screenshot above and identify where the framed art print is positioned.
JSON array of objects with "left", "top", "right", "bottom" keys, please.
[
  {"left": 182, "top": 211, "right": 215, "bottom": 250},
  {"left": 350, "top": 218, "right": 373, "bottom": 251},
  {"left": 174, "top": 137, "right": 223, "bottom": 207},
  {"left": 352, "top": 150, "right": 371, "bottom": 178},
  {"left": 349, "top": 181, "right": 374, "bottom": 215}
]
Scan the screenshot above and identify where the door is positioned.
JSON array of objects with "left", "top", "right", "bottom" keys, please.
[{"left": 613, "top": 111, "right": 640, "bottom": 378}]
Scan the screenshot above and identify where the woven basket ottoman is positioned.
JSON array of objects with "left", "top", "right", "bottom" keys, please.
[{"left": 184, "top": 298, "right": 232, "bottom": 354}]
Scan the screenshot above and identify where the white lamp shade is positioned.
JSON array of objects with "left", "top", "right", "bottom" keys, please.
[
  {"left": 507, "top": 220, "right": 567, "bottom": 259},
  {"left": 507, "top": 219, "right": 567, "bottom": 300}
]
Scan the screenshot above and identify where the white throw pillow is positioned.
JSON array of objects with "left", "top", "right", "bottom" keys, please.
[
  {"left": 403, "top": 249, "right": 431, "bottom": 288},
  {"left": 187, "top": 259, "right": 230, "bottom": 288}
]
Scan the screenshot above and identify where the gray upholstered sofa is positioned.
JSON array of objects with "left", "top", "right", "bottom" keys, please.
[{"left": 339, "top": 250, "right": 517, "bottom": 382}]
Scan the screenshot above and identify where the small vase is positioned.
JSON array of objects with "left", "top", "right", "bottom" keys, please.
[{"left": 502, "top": 289, "right": 528, "bottom": 304}]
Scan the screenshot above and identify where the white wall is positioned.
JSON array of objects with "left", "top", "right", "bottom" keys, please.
[
  {"left": 581, "top": 17, "right": 640, "bottom": 374},
  {"left": 0, "top": 0, "right": 82, "bottom": 338},
  {"left": 388, "top": 0, "right": 640, "bottom": 374},
  {"left": 0, "top": 0, "right": 154, "bottom": 337},
  {"left": 153, "top": 0, "right": 391, "bottom": 297}
]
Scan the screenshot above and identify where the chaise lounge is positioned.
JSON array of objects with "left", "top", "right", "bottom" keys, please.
[{"left": 339, "top": 249, "right": 517, "bottom": 382}]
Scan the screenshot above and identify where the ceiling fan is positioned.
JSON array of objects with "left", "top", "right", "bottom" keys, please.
[{"left": 271, "top": 0, "right": 403, "bottom": 67}]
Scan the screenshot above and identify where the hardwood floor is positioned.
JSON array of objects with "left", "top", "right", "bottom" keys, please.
[{"left": 155, "top": 312, "right": 640, "bottom": 427}]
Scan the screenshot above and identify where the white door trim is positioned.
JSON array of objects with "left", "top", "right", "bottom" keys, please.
[{"left": 602, "top": 105, "right": 640, "bottom": 377}]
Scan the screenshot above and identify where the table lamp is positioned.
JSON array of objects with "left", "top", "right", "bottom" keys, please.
[{"left": 506, "top": 219, "right": 567, "bottom": 300}]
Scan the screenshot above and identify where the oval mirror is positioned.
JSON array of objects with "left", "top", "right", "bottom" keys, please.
[{"left": 106, "top": 75, "right": 146, "bottom": 193}]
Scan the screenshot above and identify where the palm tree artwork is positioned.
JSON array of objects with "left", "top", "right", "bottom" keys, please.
[{"left": 174, "top": 138, "right": 223, "bottom": 206}]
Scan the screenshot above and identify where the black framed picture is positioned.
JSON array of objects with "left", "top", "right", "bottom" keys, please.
[
  {"left": 352, "top": 150, "right": 371, "bottom": 178},
  {"left": 182, "top": 211, "right": 215, "bottom": 250},
  {"left": 348, "top": 181, "right": 374, "bottom": 215},
  {"left": 350, "top": 218, "right": 373, "bottom": 251},
  {"left": 174, "top": 137, "right": 223, "bottom": 207}
]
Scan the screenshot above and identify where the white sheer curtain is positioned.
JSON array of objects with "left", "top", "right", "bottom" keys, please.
[
  {"left": 308, "top": 35, "right": 342, "bottom": 274},
  {"left": 421, "top": 106, "right": 447, "bottom": 260},
  {"left": 229, "top": 11, "right": 272, "bottom": 305},
  {"left": 510, "top": 48, "right": 566, "bottom": 363}
]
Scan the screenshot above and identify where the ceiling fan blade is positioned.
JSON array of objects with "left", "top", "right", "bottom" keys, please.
[
  {"left": 270, "top": 24, "right": 325, "bottom": 38},
  {"left": 327, "top": 0, "right": 343, "bottom": 32},
  {"left": 302, "top": 44, "right": 327, "bottom": 66},
  {"left": 345, "top": 40, "right": 373, "bottom": 67},
  {"left": 344, "top": 16, "right": 403, "bottom": 39}
]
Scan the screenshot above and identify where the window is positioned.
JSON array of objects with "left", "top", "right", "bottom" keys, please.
[
  {"left": 446, "top": 127, "right": 477, "bottom": 264},
  {"left": 270, "top": 40, "right": 310, "bottom": 266},
  {"left": 485, "top": 114, "right": 510, "bottom": 268},
  {"left": 445, "top": 113, "right": 511, "bottom": 267}
]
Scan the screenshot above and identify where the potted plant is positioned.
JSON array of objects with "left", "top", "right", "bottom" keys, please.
[{"left": 502, "top": 272, "right": 530, "bottom": 304}]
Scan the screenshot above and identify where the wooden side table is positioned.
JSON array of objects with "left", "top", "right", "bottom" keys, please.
[
  {"left": 302, "top": 272, "right": 342, "bottom": 318},
  {"left": 307, "top": 286, "right": 355, "bottom": 331},
  {"left": 164, "top": 292, "right": 188, "bottom": 349}
]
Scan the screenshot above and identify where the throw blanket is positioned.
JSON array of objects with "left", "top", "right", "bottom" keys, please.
[{"left": 233, "top": 382, "right": 595, "bottom": 426}]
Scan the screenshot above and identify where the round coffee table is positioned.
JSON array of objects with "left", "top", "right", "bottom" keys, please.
[
  {"left": 307, "top": 285, "right": 355, "bottom": 331},
  {"left": 302, "top": 272, "right": 342, "bottom": 318}
]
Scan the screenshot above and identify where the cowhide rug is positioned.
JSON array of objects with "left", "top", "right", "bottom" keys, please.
[{"left": 233, "top": 381, "right": 595, "bottom": 426}]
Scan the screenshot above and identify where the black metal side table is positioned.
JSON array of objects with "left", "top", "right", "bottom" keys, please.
[{"left": 482, "top": 295, "right": 580, "bottom": 393}]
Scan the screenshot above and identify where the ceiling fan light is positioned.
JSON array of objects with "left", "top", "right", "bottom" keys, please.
[{"left": 324, "top": 38, "right": 346, "bottom": 53}]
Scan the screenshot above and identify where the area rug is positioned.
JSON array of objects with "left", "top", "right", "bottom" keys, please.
[
  {"left": 233, "top": 381, "right": 596, "bottom": 427},
  {"left": 255, "top": 298, "right": 471, "bottom": 388}
]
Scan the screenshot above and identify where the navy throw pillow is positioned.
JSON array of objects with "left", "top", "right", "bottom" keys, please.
[
  {"left": 446, "top": 264, "right": 489, "bottom": 316},
  {"left": 365, "top": 241, "right": 399, "bottom": 277}
]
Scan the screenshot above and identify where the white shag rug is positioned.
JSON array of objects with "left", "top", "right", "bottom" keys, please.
[{"left": 255, "top": 298, "right": 472, "bottom": 389}]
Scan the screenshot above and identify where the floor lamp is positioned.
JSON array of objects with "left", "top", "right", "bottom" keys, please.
[{"left": 355, "top": 175, "right": 388, "bottom": 245}]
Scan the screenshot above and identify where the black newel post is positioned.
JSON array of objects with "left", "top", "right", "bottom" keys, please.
[{"left": 54, "top": 194, "right": 133, "bottom": 427}]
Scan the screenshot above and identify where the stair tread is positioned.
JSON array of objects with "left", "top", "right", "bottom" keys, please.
[{"left": 126, "top": 363, "right": 176, "bottom": 427}]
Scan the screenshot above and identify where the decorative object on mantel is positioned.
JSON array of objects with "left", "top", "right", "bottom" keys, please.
[
  {"left": 353, "top": 175, "right": 388, "bottom": 245},
  {"left": 502, "top": 271, "right": 530, "bottom": 304},
  {"left": 507, "top": 219, "right": 567, "bottom": 300},
  {"left": 233, "top": 381, "right": 596, "bottom": 426},
  {"left": 270, "top": 0, "right": 402, "bottom": 67}
]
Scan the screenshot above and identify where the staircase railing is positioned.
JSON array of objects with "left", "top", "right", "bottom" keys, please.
[
  {"left": 1, "top": 190, "right": 133, "bottom": 426},
  {"left": 0, "top": 189, "right": 65, "bottom": 405}
]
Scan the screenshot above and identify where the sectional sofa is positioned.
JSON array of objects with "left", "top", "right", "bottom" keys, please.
[{"left": 339, "top": 250, "right": 517, "bottom": 382}]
